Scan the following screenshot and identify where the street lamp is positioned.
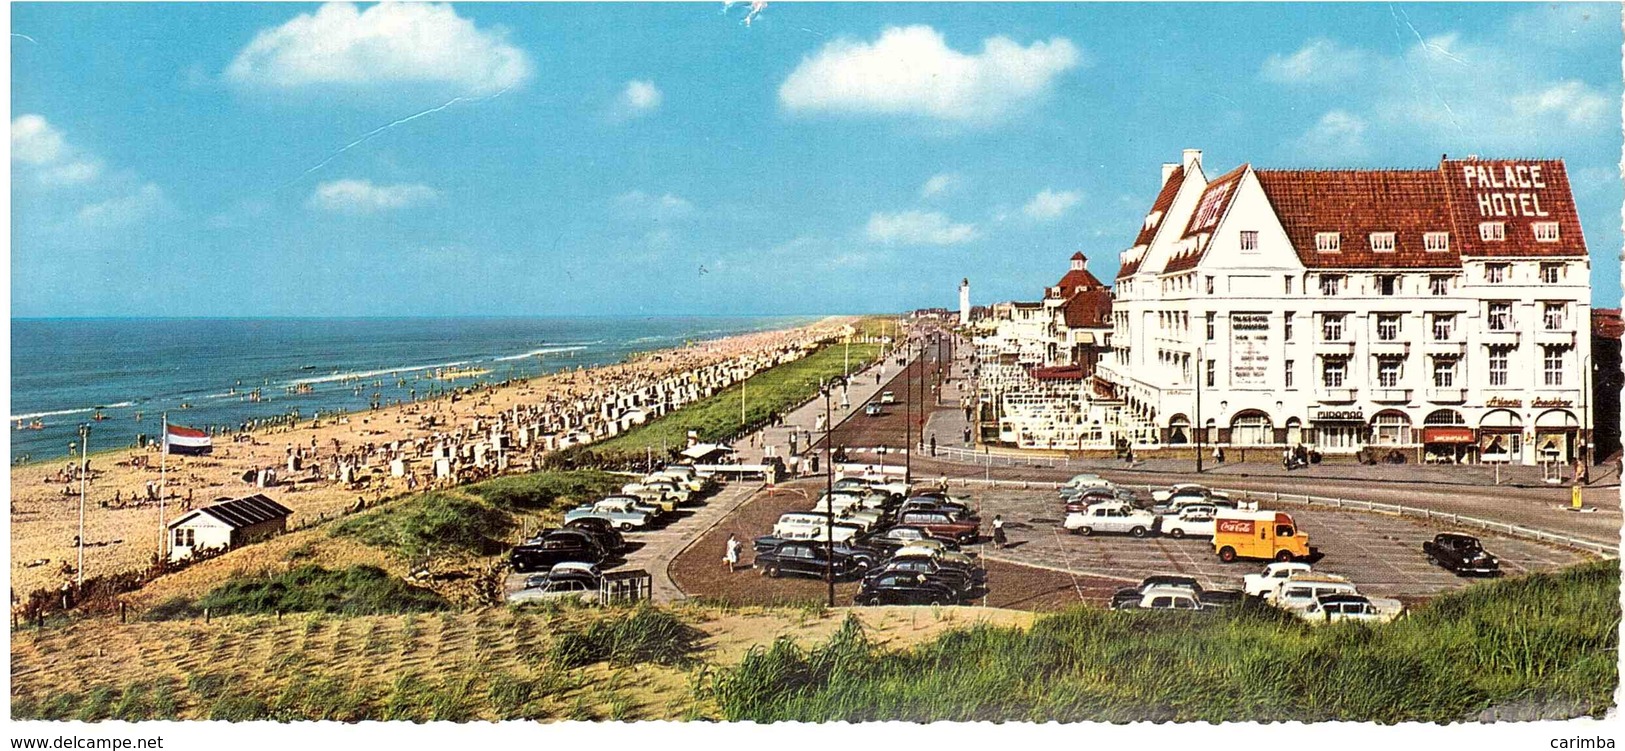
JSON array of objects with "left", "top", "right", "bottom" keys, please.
[
  {"left": 904, "top": 338, "right": 914, "bottom": 485},
  {"left": 1582, "top": 352, "right": 1594, "bottom": 483},
  {"left": 820, "top": 378, "right": 837, "bottom": 607},
  {"left": 1195, "top": 347, "right": 1204, "bottom": 474}
]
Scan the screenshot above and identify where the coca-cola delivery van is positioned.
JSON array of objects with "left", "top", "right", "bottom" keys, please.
[{"left": 1213, "top": 510, "right": 1311, "bottom": 563}]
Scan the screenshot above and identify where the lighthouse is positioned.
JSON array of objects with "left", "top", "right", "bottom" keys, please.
[{"left": 958, "top": 278, "right": 970, "bottom": 325}]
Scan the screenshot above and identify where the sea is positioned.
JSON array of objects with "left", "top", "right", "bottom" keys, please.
[{"left": 10, "top": 316, "right": 820, "bottom": 463}]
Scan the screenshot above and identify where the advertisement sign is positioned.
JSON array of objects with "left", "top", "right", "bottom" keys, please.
[
  {"left": 1216, "top": 518, "right": 1255, "bottom": 535},
  {"left": 1422, "top": 427, "right": 1475, "bottom": 444},
  {"left": 1230, "top": 312, "right": 1270, "bottom": 387}
]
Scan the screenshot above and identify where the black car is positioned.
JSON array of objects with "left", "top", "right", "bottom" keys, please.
[
  {"left": 896, "top": 497, "right": 975, "bottom": 519},
  {"left": 864, "top": 558, "right": 980, "bottom": 595},
  {"left": 1423, "top": 533, "right": 1501, "bottom": 576},
  {"left": 509, "top": 530, "right": 606, "bottom": 573},
  {"left": 754, "top": 535, "right": 881, "bottom": 569},
  {"left": 563, "top": 517, "right": 626, "bottom": 553},
  {"left": 855, "top": 572, "right": 962, "bottom": 606},
  {"left": 756, "top": 540, "right": 867, "bottom": 580}
]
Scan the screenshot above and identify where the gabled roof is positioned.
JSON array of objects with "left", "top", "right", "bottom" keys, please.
[
  {"left": 1254, "top": 169, "right": 1458, "bottom": 270},
  {"left": 1162, "top": 165, "right": 1248, "bottom": 274},
  {"left": 1062, "top": 288, "right": 1113, "bottom": 329},
  {"left": 1118, "top": 166, "right": 1186, "bottom": 280},
  {"left": 170, "top": 494, "right": 293, "bottom": 530},
  {"left": 1438, "top": 159, "right": 1586, "bottom": 258}
]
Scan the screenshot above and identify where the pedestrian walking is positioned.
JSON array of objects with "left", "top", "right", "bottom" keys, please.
[
  {"left": 930, "top": 433, "right": 937, "bottom": 456},
  {"left": 963, "top": 425, "right": 972, "bottom": 445},
  {"left": 992, "top": 515, "right": 1007, "bottom": 549},
  {"left": 724, "top": 534, "right": 741, "bottom": 572}
]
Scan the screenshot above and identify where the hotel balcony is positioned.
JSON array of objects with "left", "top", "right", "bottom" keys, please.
[
  {"left": 1369, "top": 340, "right": 1410, "bottom": 356},
  {"left": 1481, "top": 329, "right": 1521, "bottom": 346},
  {"left": 1535, "top": 329, "right": 1577, "bottom": 347},
  {"left": 1317, "top": 387, "right": 1358, "bottom": 404},
  {"left": 1425, "top": 340, "right": 1467, "bottom": 356},
  {"left": 1371, "top": 388, "right": 1413, "bottom": 404},
  {"left": 1425, "top": 387, "right": 1467, "bottom": 404},
  {"left": 1315, "top": 340, "right": 1355, "bottom": 356}
]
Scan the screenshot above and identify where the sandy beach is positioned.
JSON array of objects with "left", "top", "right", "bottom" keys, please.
[{"left": 9, "top": 317, "right": 855, "bottom": 598}]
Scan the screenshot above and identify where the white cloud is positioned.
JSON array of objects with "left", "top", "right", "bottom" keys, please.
[
  {"left": 225, "top": 2, "right": 531, "bottom": 95},
  {"left": 77, "top": 183, "right": 165, "bottom": 228},
  {"left": 616, "top": 190, "right": 693, "bottom": 220},
  {"left": 1293, "top": 110, "right": 1369, "bottom": 159},
  {"left": 309, "top": 179, "right": 438, "bottom": 213},
  {"left": 12, "top": 115, "right": 102, "bottom": 186},
  {"left": 779, "top": 25, "right": 1082, "bottom": 124},
  {"left": 865, "top": 210, "right": 977, "bottom": 246},
  {"left": 920, "top": 172, "right": 964, "bottom": 199},
  {"left": 1022, "top": 189, "right": 1082, "bottom": 221},
  {"left": 1260, "top": 38, "right": 1369, "bottom": 84},
  {"left": 621, "top": 80, "right": 662, "bottom": 115},
  {"left": 1510, "top": 81, "right": 1609, "bottom": 127}
]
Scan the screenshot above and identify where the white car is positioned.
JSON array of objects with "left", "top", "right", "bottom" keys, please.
[
  {"left": 1159, "top": 503, "right": 1218, "bottom": 539},
  {"left": 1123, "top": 585, "right": 1205, "bottom": 611},
  {"left": 506, "top": 562, "right": 603, "bottom": 605},
  {"left": 892, "top": 542, "right": 977, "bottom": 567},
  {"left": 1269, "top": 574, "right": 1358, "bottom": 611},
  {"left": 1063, "top": 502, "right": 1158, "bottom": 537},
  {"left": 808, "top": 499, "right": 883, "bottom": 530},
  {"left": 1298, "top": 594, "right": 1405, "bottom": 625},
  {"left": 773, "top": 512, "right": 860, "bottom": 542},
  {"left": 1242, "top": 561, "right": 1314, "bottom": 597},
  {"left": 1063, "top": 473, "right": 1114, "bottom": 490},
  {"left": 1152, "top": 483, "right": 1211, "bottom": 504}
]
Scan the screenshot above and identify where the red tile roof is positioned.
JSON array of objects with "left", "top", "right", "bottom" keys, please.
[
  {"left": 1594, "top": 308, "right": 1624, "bottom": 339},
  {"left": 1050, "top": 258, "right": 1108, "bottom": 299},
  {"left": 1062, "top": 287, "right": 1113, "bottom": 329},
  {"left": 1117, "top": 166, "right": 1186, "bottom": 280},
  {"left": 1162, "top": 165, "right": 1248, "bottom": 274},
  {"left": 1030, "top": 365, "right": 1085, "bottom": 382},
  {"left": 1438, "top": 159, "right": 1586, "bottom": 258},
  {"left": 1254, "top": 168, "right": 1459, "bottom": 270}
]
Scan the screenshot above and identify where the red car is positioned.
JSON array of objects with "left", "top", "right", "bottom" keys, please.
[{"left": 895, "top": 510, "right": 980, "bottom": 544}]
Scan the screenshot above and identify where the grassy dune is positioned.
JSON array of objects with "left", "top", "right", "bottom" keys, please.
[{"left": 713, "top": 560, "right": 1620, "bottom": 723}]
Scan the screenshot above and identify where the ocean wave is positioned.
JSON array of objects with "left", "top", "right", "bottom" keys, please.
[
  {"left": 492, "top": 345, "right": 589, "bottom": 362},
  {"left": 287, "top": 360, "right": 470, "bottom": 386},
  {"left": 11, "top": 407, "right": 96, "bottom": 421}
]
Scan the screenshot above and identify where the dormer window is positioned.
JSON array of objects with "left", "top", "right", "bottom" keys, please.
[
  {"left": 1369, "top": 232, "right": 1395, "bottom": 253},
  {"left": 1315, "top": 232, "right": 1341, "bottom": 253},
  {"left": 1240, "top": 231, "right": 1259, "bottom": 252},
  {"left": 1533, "top": 222, "right": 1560, "bottom": 242},
  {"left": 1479, "top": 222, "right": 1506, "bottom": 241},
  {"left": 1143, "top": 211, "right": 1163, "bottom": 231},
  {"left": 1424, "top": 232, "right": 1449, "bottom": 252}
]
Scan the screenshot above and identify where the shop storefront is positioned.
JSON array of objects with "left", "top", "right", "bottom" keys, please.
[
  {"left": 1478, "top": 409, "right": 1522, "bottom": 464},
  {"left": 1422, "top": 409, "right": 1474, "bottom": 464},
  {"left": 1312, "top": 409, "right": 1365, "bottom": 453},
  {"left": 1533, "top": 408, "right": 1580, "bottom": 465}
]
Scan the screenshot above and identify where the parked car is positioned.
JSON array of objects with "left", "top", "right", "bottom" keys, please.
[
  {"left": 1213, "top": 510, "right": 1311, "bottom": 563},
  {"left": 1063, "top": 486, "right": 1120, "bottom": 513},
  {"left": 1152, "top": 483, "right": 1211, "bottom": 504},
  {"left": 1242, "top": 561, "right": 1314, "bottom": 597},
  {"left": 896, "top": 497, "right": 975, "bottom": 520},
  {"left": 855, "top": 572, "right": 963, "bottom": 606},
  {"left": 879, "top": 391, "right": 897, "bottom": 404},
  {"left": 1062, "top": 472, "right": 1114, "bottom": 490},
  {"left": 1152, "top": 490, "right": 1236, "bottom": 516},
  {"left": 563, "top": 498, "right": 652, "bottom": 530},
  {"left": 606, "top": 490, "right": 674, "bottom": 515},
  {"left": 1063, "top": 502, "right": 1158, "bottom": 537},
  {"left": 773, "top": 512, "right": 861, "bottom": 542},
  {"left": 508, "top": 562, "right": 603, "bottom": 605},
  {"left": 754, "top": 535, "right": 881, "bottom": 569},
  {"left": 1298, "top": 593, "right": 1405, "bottom": 625},
  {"left": 863, "top": 402, "right": 883, "bottom": 417},
  {"left": 509, "top": 531, "right": 605, "bottom": 573},
  {"left": 865, "top": 558, "right": 979, "bottom": 595},
  {"left": 890, "top": 540, "right": 977, "bottom": 567},
  {"left": 1159, "top": 503, "right": 1219, "bottom": 539},
  {"left": 1109, "top": 575, "right": 1241, "bottom": 610},
  {"left": 1268, "top": 574, "right": 1358, "bottom": 612},
  {"left": 563, "top": 517, "right": 626, "bottom": 553},
  {"left": 895, "top": 509, "right": 980, "bottom": 543},
  {"left": 756, "top": 540, "right": 867, "bottom": 580},
  {"left": 1423, "top": 533, "right": 1501, "bottom": 576},
  {"left": 860, "top": 525, "right": 962, "bottom": 553},
  {"left": 1114, "top": 585, "right": 1209, "bottom": 611}
]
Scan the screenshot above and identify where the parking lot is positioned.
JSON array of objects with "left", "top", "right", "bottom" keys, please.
[{"left": 974, "top": 487, "right": 1593, "bottom": 603}]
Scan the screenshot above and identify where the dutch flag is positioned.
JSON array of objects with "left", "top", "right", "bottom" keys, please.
[{"left": 164, "top": 422, "right": 212, "bottom": 456}]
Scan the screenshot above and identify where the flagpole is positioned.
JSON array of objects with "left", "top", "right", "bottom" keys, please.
[
  {"left": 160, "top": 412, "right": 167, "bottom": 559},
  {"left": 78, "top": 423, "right": 88, "bottom": 588}
]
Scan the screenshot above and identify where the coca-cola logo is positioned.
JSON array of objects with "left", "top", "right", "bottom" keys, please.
[{"left": 1217, "top": 519, "right": 1254, "bottom": 534}]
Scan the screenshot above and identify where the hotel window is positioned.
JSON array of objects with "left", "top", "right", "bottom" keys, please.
[
  {"left": 1205, "top": 276, "right": 1215, "bottom": 294},
  {"left": 1488, "top": 346, "right": 1510, "bottom": 387},
  {"left": 1377, "top": 358, "right": 1403, "bottom": 388},
  {"left": 1543, "top": 346, "right": 1564, "bottom": 386},
  {"left": 1424, "top": 232, "right": 1450, "bottom": 252},
  {"left": 1284, "top": 275, "right": 1294, "bottom": 295},
  {"left": 1376, "top": 314, "right": 1400, "bottom": 341},
  {"left": 1370, "top": 232, "right": 1396, "bottom": 253},
  {"left": 1322, "top": 359, "right": 1346, "bottom": 388},
  {"left": 1431, "top": 313, "right": 1456, "bottom": 341},
  {"left": 1206, "top": 360, "right": 1216, "bottom": 388},
  {"left": 1205, "top": 312, "right": 1215, "bottom": 341},
  {"left": 1373, "top": 412, "right": 1412, "bottom": 445},
  {"left": 1540, "top": 263, "right": 1564, "bottom": 284},
  {"left": 1322, "top": 314, "right": 1345, "bottom": 341},
  {"left": 1376, "top": 275, "right": 1399, "bottom": 296},
  {"left": 1487, "top": 302, "right": 1512, "bottom": 331},
  {"left": 1315, "top": 232, "right": 1341, "bottom": 253},
  {"left": 1240, "top": 230, "right": 1259, "bottom": 252},
  {"left": 1543, "top": 303, "right": 1566, "bottom": 330},
  {"left": 1284, "top": 312, "right": 1295, "bottom": 341},
  {"left": 1319, "top": 274, "right": 1343, "bottom": 296},
  {"left": 1479, "top": 222, "right": 1506, "bottom": 241},
  {"left": 1433, "top": 358, "right": 1456, "bottom": 388},
  {"left": 1429, "top": 275, "right": 1452, "bottom": 296},
  {"left": 1533, "top": 222, "right": 1560, "bottom": 243},
  {"left": 1284, "top": 360, "right": 1295, "bottom": 389},
  {"left": 1484, "top": 263, "right": 1508, "bottom": 284}
]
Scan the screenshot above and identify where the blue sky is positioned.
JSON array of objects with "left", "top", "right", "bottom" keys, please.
[{"left": 11, "top": 2, "right": 1622, "bottom": 317}]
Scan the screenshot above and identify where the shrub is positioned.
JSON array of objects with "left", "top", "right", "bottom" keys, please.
[
  {"left": 145, "top": 565, "right": 449, "bottom": 620},
  {"left": 549, "top": 605, "right": 700, "bottom": 668},
  {"left": 332, "top": 492, "right": 513, "bottom": 558},
  {"left": 467, "top": 470, "right": 625, "bottom": 511}
]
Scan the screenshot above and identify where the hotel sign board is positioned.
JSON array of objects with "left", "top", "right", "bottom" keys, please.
[
  {"left": 1462, "top": 163, "right": 1551, "bottom": 219},
  {"left": 1231, "top": 312, "right": 1270, "bottom": 387}
]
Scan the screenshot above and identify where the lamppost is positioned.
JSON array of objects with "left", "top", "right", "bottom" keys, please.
[
  {"left": 821, "top": 378, "right": 837, "bottom": 607},
  {"left": 1195, "top": 347, "right": 1204, "bottom": 474},
  {"left": 77, "top": 423, "right": 90, "bottom": 588},
  {"left": 1582, "top": 352, "right": 1593, "bottom": 483},
  {"left": 904, "top": 338, "right": 914, "bottom": 485}
]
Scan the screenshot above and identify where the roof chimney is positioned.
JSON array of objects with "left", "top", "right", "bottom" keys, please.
[
  {"left": 1182, "top": 149, "right": 1203, "bottom": 170},
  {"left": 1161, "top": 163, "right": 1179, "bottom": 186}
]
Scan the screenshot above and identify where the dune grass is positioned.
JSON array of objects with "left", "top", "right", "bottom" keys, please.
[
  {"left": 713, "top": 560, "right": 1620, "bottom": 723},
  {"left": 143, "top": 564, "right": 449, "bottom": 620},
  {"left": 466, "top": 469, "right": 626, "bottom": 511}
]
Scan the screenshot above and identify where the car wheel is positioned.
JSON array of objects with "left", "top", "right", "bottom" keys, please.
[
  {"left": 1130, "top": 526, "right": 1147, "bottom": 538},
  {"left": 1169, "top": 528, "right": 1186, "bottom": 539},
  {"left": 866, "top": 596, "right": 883, "bottom": 606},
  {"left": 1275, "top": 550, "right": 1295, "bottom": 563},
  {"left": 930, "top": 600, "right": 943, "bottom": 607},
  {"left": 617, "top": 522, "right": 633, "bottom": 531},
  {"left": 1078, "top": 526, "right": 1094, "bottom": 536},
  {"left": 766, "top": 565, "right": 781, "bottom": 579},
  {"left": 1219, "top": 546, "right": 1237, "bottom": 563}
]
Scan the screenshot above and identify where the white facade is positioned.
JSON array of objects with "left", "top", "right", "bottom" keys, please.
[{"left": 1098, "top": 151, "right": 1592, "bottom": 465}]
